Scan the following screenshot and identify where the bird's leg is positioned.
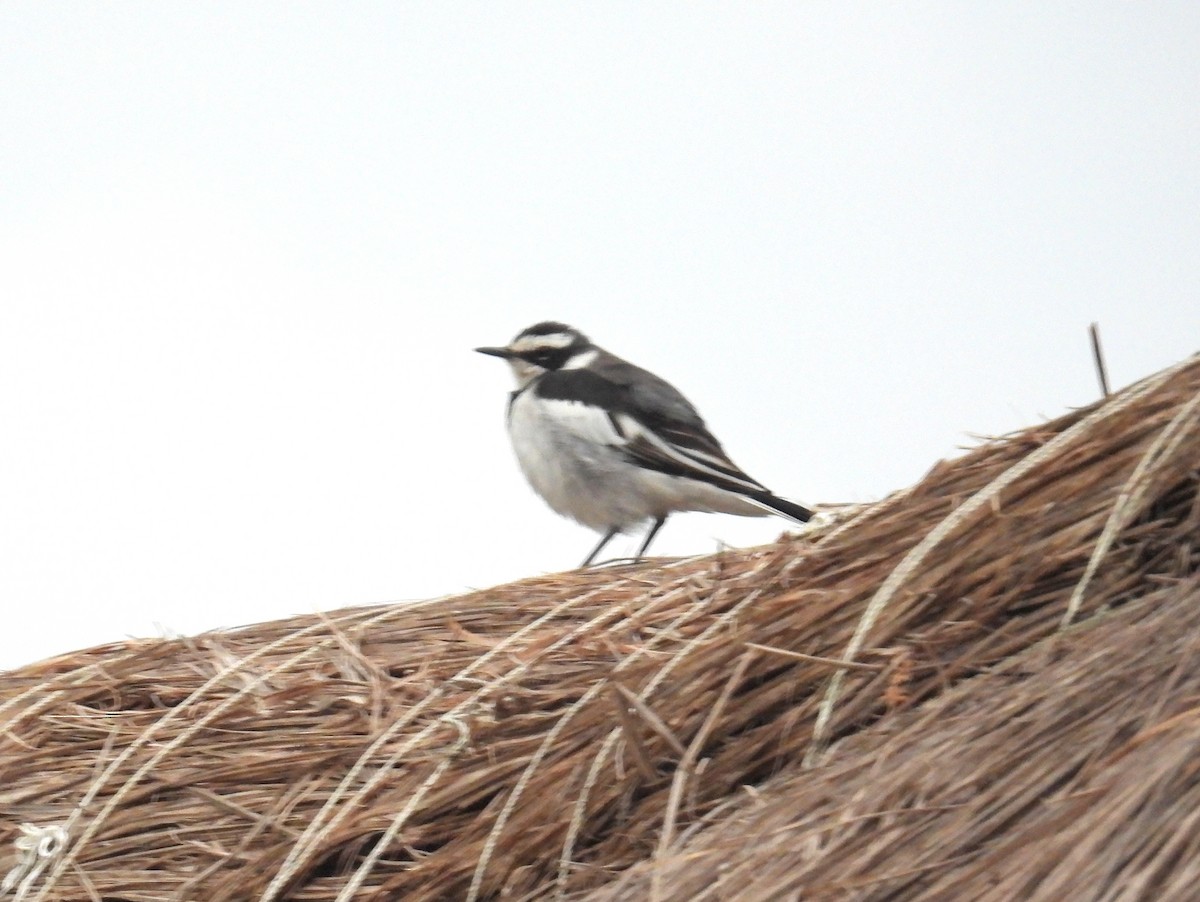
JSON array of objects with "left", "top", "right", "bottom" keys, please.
[
  {"left": 581, "top": 526, "right": 620, "bottom": 568},
  {"left": 634, "top": 516, "right": 667, "bottom": 561}
]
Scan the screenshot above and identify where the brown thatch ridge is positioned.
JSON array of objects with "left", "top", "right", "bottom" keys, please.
[{"left": 2, "top": 354, "right": 1198, "bottom": 901}]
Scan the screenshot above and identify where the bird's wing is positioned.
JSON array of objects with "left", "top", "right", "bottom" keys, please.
[
  {"left": 611, "top": 412, "right": 768, "bottom": 493},
  {"left": 536, "top": 359, "right": 768, "bottom": 494}
]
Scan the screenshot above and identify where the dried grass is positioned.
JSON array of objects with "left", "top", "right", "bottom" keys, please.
[{"left": 2, "top": 353, "right": 1198, "bottom": 901}]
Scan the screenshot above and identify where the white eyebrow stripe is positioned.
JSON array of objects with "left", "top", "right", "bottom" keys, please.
[{"left": 510, "top": 331, "right": 575, "bottom": 352}]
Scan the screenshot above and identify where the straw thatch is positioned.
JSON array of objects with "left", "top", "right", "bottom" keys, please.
[{"left": 2, "top": 353, "right": 1198, "bottom": 902}]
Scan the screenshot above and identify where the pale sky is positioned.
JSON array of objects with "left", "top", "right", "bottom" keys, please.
[{"left": 2, "top": 3, "right": 1197, "bottom": 669}]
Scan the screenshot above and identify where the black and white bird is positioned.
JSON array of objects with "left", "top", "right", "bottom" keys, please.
[{"left": 476, "top": 322, "right": 813, "bottom": 567}]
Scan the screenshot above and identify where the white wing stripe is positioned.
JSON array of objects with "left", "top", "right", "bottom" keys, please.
[{"left": 614, "top": 414, "right": 762, "bottom": 492}]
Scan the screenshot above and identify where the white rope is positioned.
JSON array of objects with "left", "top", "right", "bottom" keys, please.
[
  {"left": 2, "top": 825, "right": 67, "bottom": 898},
  {"left": 467, "top": 583, "right": 721, "bottom": 902},
  {"left": 556, "top": 587, "right": 768, "bottom": 896},
  {"left": 261, "top": 586, "right": 618, "bottom": 901},
  {"left": 803, "top": 354, "right": 1198, "bottom": 769},
  {"left": 1060, "top": 385, "right": 1200, "bottom": 629},
  {"left": 331, "top": 716, "right": 473, "bottom": 902},
  {"left": 29, "top": 603, "right": 422, "bottom": 902}
]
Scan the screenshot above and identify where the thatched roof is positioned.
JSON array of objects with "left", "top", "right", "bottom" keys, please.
[{"left": 2, "top": 353, "right": 1198, "bottom": 901}]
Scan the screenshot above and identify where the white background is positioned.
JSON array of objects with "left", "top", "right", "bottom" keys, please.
[{"left": 2, "top": 4, "right": 1197, "bottom": 668}]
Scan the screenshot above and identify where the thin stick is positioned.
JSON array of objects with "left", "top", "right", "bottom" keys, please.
[
  {"left": 653, "top": 651, "right": 755, "bottom": 902},
  {"left": 612, "top": 682, "right": 687, "bottom": 758},
  {"left": 1090, "top": 322, "right": 1111, "bottom": 398},
  {"left": 556, "top": 589, "right": 766, "bottom": 897},
  {"left": 610, "top": 685, "right": 659, "bottom": 781},
  {"left": 464, "top": 584, "right": 710, "bottom": 902},
  {"left": 744, "top": 643, "right": 884, "bottom": 672}
]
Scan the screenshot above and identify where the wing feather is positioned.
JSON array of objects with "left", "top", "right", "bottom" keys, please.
[
  {"left": 537, "top": 362, "right": 769, "bottom": 494},
  {"left": 613, "top": 414, "right": 767, "bottom": 493}
]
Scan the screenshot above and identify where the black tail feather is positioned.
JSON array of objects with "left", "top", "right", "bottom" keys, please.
[{"left": 747, "top": 490, "right": 813, "bottom": 524}]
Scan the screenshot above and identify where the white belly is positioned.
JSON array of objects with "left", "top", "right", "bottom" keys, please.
[{"left": 507, "top": 391, "right": 763, "bottom": 533}]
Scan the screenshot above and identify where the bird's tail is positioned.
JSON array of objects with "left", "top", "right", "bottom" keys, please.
[{"left": 745, "top": 490, "right": 813, "bottom": 525}]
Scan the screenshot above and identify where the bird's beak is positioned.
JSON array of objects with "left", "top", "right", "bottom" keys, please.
[{"left": 475, "top": 346, "right": 517, "bottom": 359}]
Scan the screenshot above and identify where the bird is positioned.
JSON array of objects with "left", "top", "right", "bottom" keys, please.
[{"left": 475, "top": 322, "right": 813, "bottom": 567}]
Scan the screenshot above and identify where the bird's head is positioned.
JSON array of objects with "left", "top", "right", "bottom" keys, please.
[{"left": 475, "top": 321, "right": 594, "bottom": 387}]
